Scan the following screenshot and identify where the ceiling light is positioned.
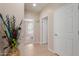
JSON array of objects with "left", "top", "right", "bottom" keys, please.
[{"left": 33, "top": 3, "right": 36, "bottom": 7}]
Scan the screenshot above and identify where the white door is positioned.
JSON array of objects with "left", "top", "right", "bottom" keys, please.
[
  {"left": 42, "top": 17, "right": 48, "bottom": 44},
  {"left": 73, "top": 4, "right": 79, "bottom": 56},
  {"left": 53, "top": 4, "right": 74, "bottom": 56}
]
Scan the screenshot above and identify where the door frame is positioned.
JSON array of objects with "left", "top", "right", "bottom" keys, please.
[
  {"left": 24, "top": 19, "right": 35, "bottom": 44},
  {"left": 40, "top": 16, "right": 48, "bottom": 44}
]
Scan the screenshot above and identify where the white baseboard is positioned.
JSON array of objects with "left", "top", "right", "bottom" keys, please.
[{"left": 48, "top": 48, "right": 60, "bottom": 56}]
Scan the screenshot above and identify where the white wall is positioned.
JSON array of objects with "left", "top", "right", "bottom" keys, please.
[{"left": 0, "top": 3, "right": 24, "bottom": 27}]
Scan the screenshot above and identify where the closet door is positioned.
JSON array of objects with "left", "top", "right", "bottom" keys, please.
[{"left": 53, "top": 4, "right": 73, "bottom": 56}]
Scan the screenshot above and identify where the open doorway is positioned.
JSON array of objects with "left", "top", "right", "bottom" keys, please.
[
  {"left": 41, "top": 16, "right": 48, "bottom": 44},
  {"left": 24, "top": 19, "right": 34, "bottom": 44}
]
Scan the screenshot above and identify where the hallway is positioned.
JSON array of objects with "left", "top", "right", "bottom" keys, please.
[
  {"left": 0, "top": 3, "right": 78, "bottom": 56},
  {"left": 18, "top": 43, "right": 58, "bottom": 56}
]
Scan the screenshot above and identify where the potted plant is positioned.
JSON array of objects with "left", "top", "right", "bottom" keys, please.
[{"left": 0, "top": 13, "right": 22, "bottom": 56}]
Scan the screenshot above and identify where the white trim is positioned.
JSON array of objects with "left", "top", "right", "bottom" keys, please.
[
  {"left": 48, "top": 48, "right": 60, "bottom": 56},
  {"left": 40, "top": 16, "right": 48, "bottom": 44}
]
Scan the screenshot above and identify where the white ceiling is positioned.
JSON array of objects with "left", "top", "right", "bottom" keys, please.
[
  {"left": 25, "top": 3, "right": 48, "bottom": 13},
  {"left": 25, "top": 3, "right": 66, "bottom": 13}
]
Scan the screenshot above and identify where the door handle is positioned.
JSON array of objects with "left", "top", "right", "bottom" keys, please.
[{"left": 54, "top": 33, "right": 58, "bottom": 36}]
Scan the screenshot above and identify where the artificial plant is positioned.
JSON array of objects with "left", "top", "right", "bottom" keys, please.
[{"left": 0, "top": 13, "right": 22, "bottom": 49}]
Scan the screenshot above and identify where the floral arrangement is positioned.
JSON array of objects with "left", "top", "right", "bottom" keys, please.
[{"left": 0, "top": 13, "right": 22, "bottom": 49}]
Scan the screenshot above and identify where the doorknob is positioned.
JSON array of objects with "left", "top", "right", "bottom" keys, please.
[{"left": 54, "top": 33, "right": 58, "bottom": 36}]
